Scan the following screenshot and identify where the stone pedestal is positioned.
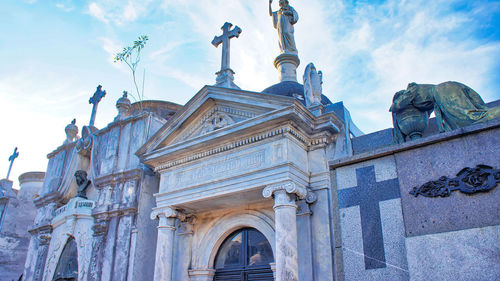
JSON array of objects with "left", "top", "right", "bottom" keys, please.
[
  {"left": 308, "top": 104, "right": 324, "bottom": 117},
  {"left": 215, "top": 68, "right": 240, "bottom": 89},
  {"left": 151, "top": 207, "right": 178, "bottom": 281},
  {"left": 263, "top": 181, "right": 306, "bottom": 281},
  {"left": 274, "top": 53, "right": 300, "bottom": 82}
]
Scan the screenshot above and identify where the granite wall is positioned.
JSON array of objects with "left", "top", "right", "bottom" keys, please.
[{"left": 330, "top": 118, "right": 500, "bottom": 281}]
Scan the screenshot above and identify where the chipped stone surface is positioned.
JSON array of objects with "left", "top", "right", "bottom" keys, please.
[{"left": 0, "top": 174, "right": 43, "bottom": 281}]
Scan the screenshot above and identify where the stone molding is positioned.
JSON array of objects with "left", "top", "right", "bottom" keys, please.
[
  {"left": 155, "top": 124, "right": 329, "bottom": 172},
  {"left": 188, "top": 268, "right": 215, "bottom": 281},
  {"left": 18, "top": 171, "right": 46, "bottom": 185},
  {"left": 92, "top": 206, "right": 137, "bottom": 219},
  {"left": 93, "top": 169, "right": 142, "bottom": 188},
  {"left": 262, "top": 180, "right": 307, "bottom": 200}
]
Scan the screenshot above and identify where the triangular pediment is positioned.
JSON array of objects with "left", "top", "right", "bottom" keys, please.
[
  {"left": 166, "top": 99, "right": 267, "bottom": 145},
  {"left": 137, "top": 86, "right": 298, "bottom": 160}
]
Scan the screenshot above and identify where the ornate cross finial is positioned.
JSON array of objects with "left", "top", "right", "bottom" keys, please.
[
  {"left": 89, "top": 85, "right": 106, "bottom": 127},
  {"left": 6, "top": 147, "right": 19, "bottom": 180},
  {"left": 212, "top": 22, "right": 242, "bottom": 89}
]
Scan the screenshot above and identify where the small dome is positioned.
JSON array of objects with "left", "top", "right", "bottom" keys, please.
[{"left": 261, "top": 81, "right": 332, "bottom": 105}]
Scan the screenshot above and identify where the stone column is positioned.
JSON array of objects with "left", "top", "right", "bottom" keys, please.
[
  {"left": 87, "top": 215, "right": 110, "bottom": 281},
  {"left": 151, "top": 207, "right": 178, "bottom": 281},
  {"left": 263, "top": 181, "right": 307, "bottom": 281}
]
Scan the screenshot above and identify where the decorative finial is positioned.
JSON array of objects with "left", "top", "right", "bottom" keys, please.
[
  {"left": 114, "top": 91, "right": 132, "bottom": 121},
  {"left": 64, "top": 119, "right": 79, "bottom": 144},
  {"left": 212, "top": 22, "right": 242, "bottom": 89}
]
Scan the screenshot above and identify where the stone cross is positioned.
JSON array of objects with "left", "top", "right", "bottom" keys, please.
[
  {"left": 89, "top": 85, "right": 106, "bottom": 127},
  {"left": 212, "top": 22, "right": 242, "bottom": 71},
  {"left": 212, "top": 22, "right": 242, "bottom": 89},
  {"left": 338, "top": 166, "right": 400, "bottom": 269},
  {"left": 6, "top": 147, "right": 19, "bottom": 180}
]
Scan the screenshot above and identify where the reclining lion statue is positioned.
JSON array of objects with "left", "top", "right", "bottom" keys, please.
[{"left": 390, "top": 81, "right": 500, "bottom": 143}]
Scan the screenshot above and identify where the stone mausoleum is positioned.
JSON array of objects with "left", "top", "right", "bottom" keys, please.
[{"left": 8, "top": 1, "right": 500, "bottom": 281}]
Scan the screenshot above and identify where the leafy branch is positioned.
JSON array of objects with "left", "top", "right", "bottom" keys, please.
[{"left": 114, "top": 35, "right": 149, "bottom": 110}]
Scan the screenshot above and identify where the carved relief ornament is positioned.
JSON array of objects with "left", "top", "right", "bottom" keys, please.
[{"left": 410, "top": 164, "right": 500, "bottom": 197}]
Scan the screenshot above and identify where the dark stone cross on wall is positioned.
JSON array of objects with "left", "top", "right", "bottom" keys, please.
[
  {"left": 338, "top": 165, "right": 400, "bottom": 270},
  {"left": 6, "top": 147, "right": 19, "bottom": 180},
  {"left": 89, "top": 85, "right": 106, "bottom": 127}
]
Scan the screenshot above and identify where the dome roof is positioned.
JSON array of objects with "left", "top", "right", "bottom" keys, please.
[{"left": 261, "top": 81, "right": 332, "bottom": 105}]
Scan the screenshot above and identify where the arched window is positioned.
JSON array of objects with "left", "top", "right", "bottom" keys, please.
[
  {"left": 52, "top": 237, "right": 78, "bottom": 281},
  {"left": 214, "top": 228, "right": 274, "bottom": 281}
]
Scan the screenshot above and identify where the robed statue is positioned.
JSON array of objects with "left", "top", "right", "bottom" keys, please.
[
  {"left": 269, "top": 0, "right": 299, "bottom": 54},
  {"left": 390, "top": 81, "right": 500, "bottom": 143}
]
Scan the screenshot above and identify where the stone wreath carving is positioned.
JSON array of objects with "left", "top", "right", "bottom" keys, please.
[{"left": 410, "top": 164, "right": 500, "bottom": 197}]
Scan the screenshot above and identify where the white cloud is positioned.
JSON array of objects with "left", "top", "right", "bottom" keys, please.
[
  {"left": 122, "top": 1, "right": 138, "bottom": 22},
  {"left": 88, "top": 2, "right": 109, "bottom": 23}
]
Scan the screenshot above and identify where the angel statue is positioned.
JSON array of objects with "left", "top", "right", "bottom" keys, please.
[
  {"left": 303, "top": 63, "right": 323, "bottom": 107},
  {"left": 269, "top": 0, "right": 299, "bottom": 54}
]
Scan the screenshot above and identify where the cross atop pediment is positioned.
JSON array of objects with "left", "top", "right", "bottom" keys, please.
[{"left": 212, "top": 22, "right": 242, "bottom": 89}]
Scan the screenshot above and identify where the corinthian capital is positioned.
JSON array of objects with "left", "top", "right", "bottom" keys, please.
[{"left": 262, "top": 180, "right": 307, "bottom": 199}]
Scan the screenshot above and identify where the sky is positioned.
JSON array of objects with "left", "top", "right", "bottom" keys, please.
[{"left": 1, "top": 0, "right": 499, "bottom": 189}]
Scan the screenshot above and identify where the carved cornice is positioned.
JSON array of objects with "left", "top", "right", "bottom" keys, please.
[
  {"left": 154, "top": 124, "right": 330, "bottom": 172},
  {"left": 93, "top": 169, "right": 142, "bottom": 188},
  {"left": 92, "top": 206, "right": 137, "bottom": 219},
  {"left": 28, "top": 224, "right": 53, "bottom": 236},
  {"left": 262, "top": 181, "right": 307, "bottom": 199}
]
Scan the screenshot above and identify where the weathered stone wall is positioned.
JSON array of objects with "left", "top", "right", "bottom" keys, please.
[{"left": 0, "top": 173, "right": 44, "bottom": 281}]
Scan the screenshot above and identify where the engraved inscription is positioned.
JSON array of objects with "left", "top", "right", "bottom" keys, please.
[{"left": 174, "top": 150, "right": 265, "bottom": 185}]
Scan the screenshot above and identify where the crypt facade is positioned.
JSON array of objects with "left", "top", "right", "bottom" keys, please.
[{"left": 18, "top": 1, "right": 500, "bottom": 281}]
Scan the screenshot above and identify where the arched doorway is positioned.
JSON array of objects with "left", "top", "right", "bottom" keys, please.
[
  {"left": 214, "top": 228, "right": 274, "bottom": 280},
  {"left": 52, "top": 237, "right": 78, "bottom": 281}
]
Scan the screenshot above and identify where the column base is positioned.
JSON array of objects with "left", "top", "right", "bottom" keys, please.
[{"left": 273, "top": 53, "right": 300, "bottom": 82}]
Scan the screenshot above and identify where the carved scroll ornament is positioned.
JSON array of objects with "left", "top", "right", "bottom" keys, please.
[{"left": 410, "top": 164, "right": 500, "bottom": 197}]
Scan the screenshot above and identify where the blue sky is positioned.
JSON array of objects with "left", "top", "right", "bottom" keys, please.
[{"left": 1, "top": 0, "right": 499, "bottom": 189}]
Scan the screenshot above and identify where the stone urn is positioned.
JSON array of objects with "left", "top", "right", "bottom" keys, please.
[{"left": 394, "top": 106, "right": 429, "bottom": 141}]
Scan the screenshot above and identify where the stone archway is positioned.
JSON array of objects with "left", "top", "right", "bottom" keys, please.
[
  {"left": 213, "top": 227, "right": 274, "bottom": 280},
  {"left": 189, "top": 211, "right": 276, "bottom": 280},
  {"left": 52, "top": 237, "right": 78, "bottom": 281}
]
